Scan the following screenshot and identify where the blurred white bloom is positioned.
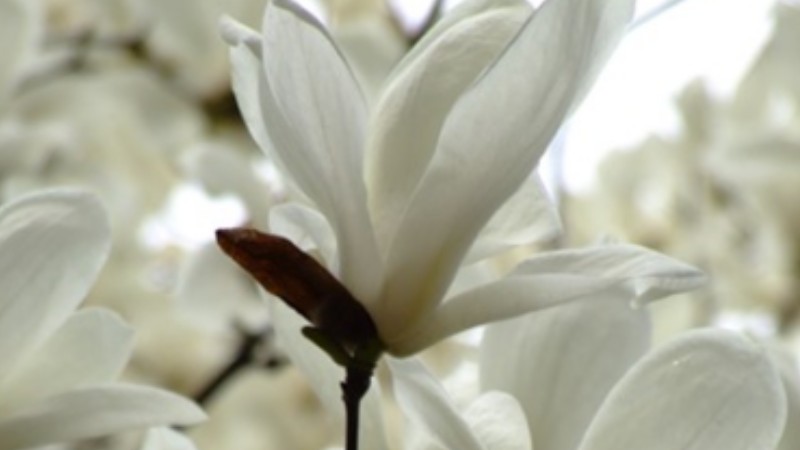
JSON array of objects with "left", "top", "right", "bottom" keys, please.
[
  {"left": 1, "top": 69, "right": 205, "bottom": 233},
  {"left": 0, "top": 70, "right": 210, "bottom": 358},
  {"left": 0, "top": 189, "right": 204, "bottom": 449},
  {"left": 144, "top": 0, "right": 269, "bottom": 98},
  {"left": 389, "top": 298, "right": 791, "bottom": 450},
  {"left": 565, "top": 3, "right": 800, "bottom": 334},
  {"left": 734, "top": 2, "right": 800, "bottom": 116},
  {"left": 43, "top": 0, "right": 148, "bottom": 38},
  {"left": 220, "top": 0, "right": 668, "bottom": 356}
]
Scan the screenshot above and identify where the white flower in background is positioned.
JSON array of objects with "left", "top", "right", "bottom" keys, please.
[
  {"left": 565, "top": 2, "right": 800, "bottom": 334},
  {"left": 0, "top": 69, "right": 209, "bottom": 360},
  {"left": 389, "top": 296, "right": 795, "bottom": 450},
  {"left": 144, "top": 0, "right": 269, "bottom": 98},
  {"left": 734, "top": 1, "right": 800, "bottom": 117},
  {"left": 220, "top": 0, "right": 672, "bottom": 357},
  {"left": 0, "top": 189, "right": 204, "bottom": 449},
  {"left": 2, "top": 69, "right": 205, "bottom": 221},
  {"left": 43, "top": 0, "right": 149, "bottom": 39}
]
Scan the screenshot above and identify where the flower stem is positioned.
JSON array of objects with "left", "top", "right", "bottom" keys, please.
[{"left": 342, "top": 363, "right": 373, "bottom": 450}]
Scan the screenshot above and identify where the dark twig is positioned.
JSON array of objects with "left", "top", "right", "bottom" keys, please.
[
  {"left": 303, "top": 326, "right": 382, "bottom": 450},
  {"left": 193, "top": 325, "right": 285, "bottom": 407},
  {"left": 341, "top": 338, "right": 382, "bottom": 450}
]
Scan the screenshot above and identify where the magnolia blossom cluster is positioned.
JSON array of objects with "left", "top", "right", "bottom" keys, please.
[{"left": 0, "top": 0, "right": 798, "bottom": 449}]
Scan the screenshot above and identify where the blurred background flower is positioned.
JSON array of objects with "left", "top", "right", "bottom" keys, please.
[
  {"left": 562, "top": 1, "right": 800, "bottom": 344},
  {"left": 0, "top": 189, "right": 204, "bottom": 450}
]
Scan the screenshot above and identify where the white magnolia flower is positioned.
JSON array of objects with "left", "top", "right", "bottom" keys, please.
[
  {"left": 389, "top": 297, "right": 793, "bottom": 450},
  {"left": 0, "top": 189, "right": 205, "bottom": 450},
  {"left": 220, "top": 0, "right": 664, "bottom": 356}
]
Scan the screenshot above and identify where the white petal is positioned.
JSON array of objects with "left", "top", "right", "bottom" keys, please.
[
  {"left": 511, "top": 243, "right": 707, "bottom": 305},
  {"left": 270, "top": 299, "right": 339, "bottom": 413},
  {"left": 405, "top": 432, "right": 447, "bottom": 450},
  {"left": 140, "top": 428, "right": 198, "bottom": 450},
  {"left": 578, "top": 330, "right": 787, "bottom": 450},
  {"left": 175, "top": 242, "right": 263, "bottom": 332},
  {"left": 0, "top": 384, "right": 206, "bottom": 449},
  {"left": 388, "top": 358, "right": 485, "bottom": 450},
  {"left": 269, "top": 298, "right": 389, "bottom": 450},
  {"left": 480, "top": 295, "right": 649, "bottom": 450},
  {"left": 223, "top": 18, "right": 313, "bottom": 209},
  {"left": 269, "top": 202, "right": 337, "bottom": 267},
  {"left": 223, "top": 17, "right": 273, "bottom": 157},
  {"left": 392, "top": 244, "right": 702, "bottom": 355},
  {"left": 366, "top": 1, "right": 531, "bottom": 251},
  {"left": 0, "top": 190, "right": 110, "bottom": 380},
  {"left": 770, "top": 344, "right": 800, "bottom": 450},
  {"left": 446, "top": 260, "right": 500, "bottom": 299},
  {"left": 390, "top": 0, "right": 525, "bottom": 78},
  {"left": 465, "top": 174, "right": 561, "bottom": 264},
  {"left": 379, "top": 0, "right": 635, "bottom": 343},
  {"left": 0, "top": 308, "right": 134, "bottom": 414},
  {"left": 463, "top": 391, "right": 531, "bottom": 450},
  {"left": 261, "top": 0, "right": 381, "bottom": 302},
  {"left": 393, "top": 275, "right": 613, "bottom": 355}
]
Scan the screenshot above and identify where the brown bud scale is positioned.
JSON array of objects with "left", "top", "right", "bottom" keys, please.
[{"left": 216, "top": 228, "right": 378, "bottom": 347}]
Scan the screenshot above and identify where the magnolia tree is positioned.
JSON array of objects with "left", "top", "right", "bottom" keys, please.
[{"left": 0, "top": 0, "right": 797, "bottom": 449}]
